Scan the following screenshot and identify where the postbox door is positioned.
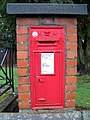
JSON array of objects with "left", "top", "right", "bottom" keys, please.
[{"left": 31, "top": 51, "right": 64, "bottom": 108}]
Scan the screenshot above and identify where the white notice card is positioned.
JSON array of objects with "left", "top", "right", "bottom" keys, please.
[{"left": 41, "top": 53, "right": 54, "bottom": 74}]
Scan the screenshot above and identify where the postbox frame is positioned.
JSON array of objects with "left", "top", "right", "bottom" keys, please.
[{"left": 30, "top": 26, "right": 65, "bottom": 110}]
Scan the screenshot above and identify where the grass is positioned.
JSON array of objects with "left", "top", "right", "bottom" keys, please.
[
  {"left": 0, "top": 67, "right": 18, "bottom": 89},
  {"left": 13, "top": 67, "right": 18, "bottom": 89},
  {"left": 0, "top": 67, "right": 18, "bottom": 101},
  {"left": 0, "top": 93, "right": 9, "bottom": 101},
  {"left": 76, "top": 74, "right": 90, "bottom": 108}
]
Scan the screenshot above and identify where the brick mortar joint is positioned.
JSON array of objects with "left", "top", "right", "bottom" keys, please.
[
  {"left": 67, "top": 33, "right": 77, "bottom": 35},
  {"left": 65, "top": 84, "right": 76, "bottom": 86},
  {"left": 65, "top": 91, "right": 76, "bottom": 94},
  {"left": 17, "top": 51, "right": 28, "bottom": 53},
  {"left": 65, "top": 100, "right": 76, "bottom": 102},
  {"left": 20, "top": 84, "right": 30, "bottom": 86},
  {"left": 66, "top": 58, "right": 77, "bottom": 60},
  {"left": 17, "top": 34, "right": 28, "bottom": 36},
  {"left": 18, "top": 91, "right": 30, "bottom": 94},
  {"left": 19, "top": 93, "right": 30, "bottom": 95},
  {"left": 66, "top": 50, "right": 77, "bottom": 52},
  {"left": 18, "top": 91, "right": 30, "bottom": 93},
  {"left": 66, "top": 42, "right": 77, "bottom": 44},
  {"left": 17, "top": 42, "right": 28, "bottom": 44},
  {"left": 65, "top": 75, "right": 78, "bottom": 77},
  {"left": 17, "top": 59, "right": 28, "bottom": 61},
  {"left": 17, "top": 32, "right": 29, "bottom": 35},
  {"left": 66, "top": 66, "right": 77, "bottom": 68}
]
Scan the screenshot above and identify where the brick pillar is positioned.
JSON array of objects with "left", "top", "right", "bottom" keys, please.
[
  {"left": 16, "top": 17, "right": 77, "bottom": 110},
  {"left": 55, "top": 18, "right": 77, "bottom": 108},
  {"left": 66, "top": 26, "right": 77, "bottom": 108},
  {"left": 16, "top": 18, "right": 40, "bottom": 110},
  {"left": 16, "top": 26, "right": 30, "bottom": 109}
]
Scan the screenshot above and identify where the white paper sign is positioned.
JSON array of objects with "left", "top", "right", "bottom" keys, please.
[{"left": 41, "top": 53, "right": 54, "bottom": 74}]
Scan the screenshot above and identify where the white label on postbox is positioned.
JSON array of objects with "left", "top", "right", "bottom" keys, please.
[
  {"left": 32, "top": 31, "right": 38, "bottom": 37},
  {"left": 41, "top": 53, "right": 54, "bottom": 74}
]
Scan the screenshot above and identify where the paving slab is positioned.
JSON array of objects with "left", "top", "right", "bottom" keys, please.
[
  {"left": 0, "top": 111, "right": 82, "bottom": 120},
  {"left": 83, "top": 111, "right": 90, "bottom": 120}
]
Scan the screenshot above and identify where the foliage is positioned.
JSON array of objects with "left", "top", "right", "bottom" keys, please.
[
  {"left": 50, "top": 0, "right": 73, "bottom": 3},
  {"left": 73, "top": 0, "right": 90, "bottom": 4},
  {"left": 31, "top": 0, "right": 73, "bottom": 3},
  {"left": 86, "top": 18, "right": 90, "bottom": 38},
  {"left": 0, "top": 0, "right": 16, "bottom": 45}
]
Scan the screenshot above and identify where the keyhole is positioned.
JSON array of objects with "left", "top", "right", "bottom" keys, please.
[{"left": 38, "top": 79, "right": 40, "bottom": 82}]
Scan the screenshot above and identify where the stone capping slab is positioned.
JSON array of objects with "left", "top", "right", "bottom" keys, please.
[{"left": 7, "top": 3, "right": 88, "bottom": 15}]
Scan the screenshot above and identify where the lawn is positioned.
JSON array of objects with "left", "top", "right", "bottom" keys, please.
[
  {"left": 0, "top": 67, "right": 18, "bottom": 102},
  {"left": 76, "top": 74, "right": 90, "bottom": 109},
  {"left": 0, "top": 67, "right": 18, "bottom": 89},
  {"left": 13, "top": 67, "right": 18, "bottom": 89}
]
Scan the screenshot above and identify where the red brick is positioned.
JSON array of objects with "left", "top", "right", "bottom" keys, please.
[
  {"left": 42, "top": 18, "right": 53, "bottom": 24},
  {"left": 66, "top": 92, "right": 76, "bottom": 100},
  {"left": 66, "top": 60, "right": 77, "bottom": 67},
  {"left": 17, "top": 18, "right": 40, "bottom": 25},
  {"left": 17, "top": 60, "right": 28, "bottom": 68},
  {"left": 18, "top": 77, "right": 28, "bottom": 85},
  {"left": 66, "top": 76, "right": 77, "bottom": 84},
  {"left": 18, "top": 85, "right": 29, "bottom": 92},
  {"left": 18, "top": 68, "right": 28, "bottom": 77},
  {"left": 66, "top": 67, "right": 77, "bottom": 75},
  {"left": 17, "top": 35, "right": 27, "bottom": 42},
  {"left": 17, "top": 44, "right": 27, "bottom": 51},
  {"left": 65, "top": 85, "right": 76, "bottom": 92},
  {"left": 67, "top": 51, "right": 77, "bottom": 59},
  {"left": 17, "top": 51, "right": 28, "bottom": 59},
  {"left": 55, "top": 18, "right": 77, "bottom": 25},
  {"left": 19, "top": 101, "right": 30, "bottom": 109},
  {"left": 67, "top": 26, "right": 77, "bottom": 34},
  {"left": 67, "top": 35, "right": 77, "bottom": 42},
  {"left": 65, "top": 101, "right": 76, "bottom": 108},
  {"left": 16, "top": 26, "right": 28, "bottom": 35},
  {"left": 18, "top": 93, "right": 30, "bottom": 101},
  {"left": 66, "top": 44, "right": 77, "bottom": 51}
]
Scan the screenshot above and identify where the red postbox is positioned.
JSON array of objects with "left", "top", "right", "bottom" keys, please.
[{"left": 30, "top": 26, "right": 65, "bottom": 110}]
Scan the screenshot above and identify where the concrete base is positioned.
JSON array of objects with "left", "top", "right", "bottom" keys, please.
[{"left": 0, "top": 111, "right": 90, "bottom": 120}]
